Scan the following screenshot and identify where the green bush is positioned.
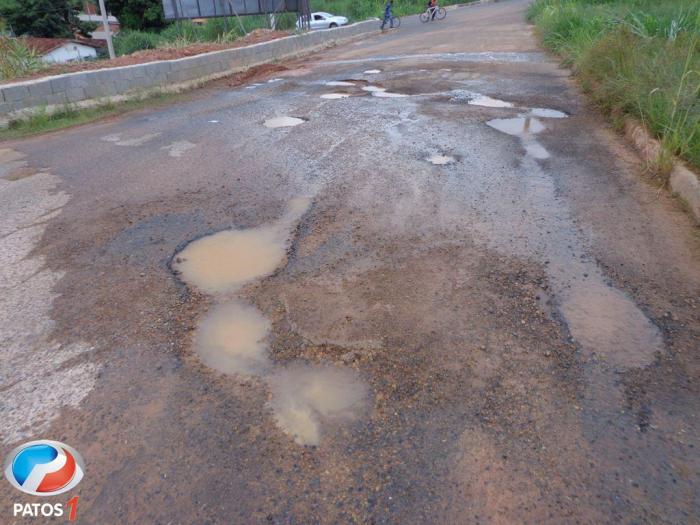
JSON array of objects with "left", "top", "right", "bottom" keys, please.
[
  {"left": 528, "top": 0, "right": 700, "bottom": 171},
  {"left": 113, "top": 30, "right": 163, "bottom": 55}
]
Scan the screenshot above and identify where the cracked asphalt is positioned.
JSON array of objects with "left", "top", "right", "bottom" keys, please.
[{"left": 1, "top": 1, "right": 699, "bottom": 523}]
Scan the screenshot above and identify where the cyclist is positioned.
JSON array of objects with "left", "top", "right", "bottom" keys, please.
[
  {"left": 381, "top": 0, "right": 394, "bottom": 30},
  {"left": 428, "top": 0, "right": 438, "bottom": 20}
]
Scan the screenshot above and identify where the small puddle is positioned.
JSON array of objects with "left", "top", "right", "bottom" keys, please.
[
  {"left": 162, "top": 140, "right": 196, "bottom": 158},
  {"left": 263, "top": 116, "right": 307, "bottom": 128},
  {"left": 196, "top": 301, "right": 272, "bottom": 375},
  {"left": 321, "top": 93, "right": 351, "bottom": 99},
  {"left": 528, "top": 108, "right": 568, "bottom": 118},
  {"left": 363, "top": 69, "right": 382, "bottom": 74},
  {"left": 268, "top": 364, "right": 369, "bottom": 446},
  {"left": 561, "top": 281, "right": 663, "bottom": 368},
  {"left": 372, "top": 91, "right": 408, "bottom": 98},
  {"left": 325, "top": 81, "right": 355, "bottom": 86},
  {"left": 487, "top": 117, "right": 545, "bottom": 136},
  {"left": 468, "top": 95, "right": 514, "bottom": 108},
  {"left": 427, "top": 154, "right": 455, "bottom": 165},
  {"left": 362, "top": 85, "right": 387, "bottom": 93},
  {"left": 101, "top": 132, "right": 161, "bottom": 147},
  {"left": 172, "top": 198, "right": 310, "bottom": 294}
]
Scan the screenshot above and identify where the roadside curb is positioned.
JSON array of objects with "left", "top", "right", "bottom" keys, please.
[
  {"left": 0, "top": 21, "right": 380, "bottom": 126},
  {"left": 623, "top": 117, "right": 700, "bottom": 223}
]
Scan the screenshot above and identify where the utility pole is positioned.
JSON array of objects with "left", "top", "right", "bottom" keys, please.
[{"left": 98, "top": 0, "right": 115, "bottom": 59}]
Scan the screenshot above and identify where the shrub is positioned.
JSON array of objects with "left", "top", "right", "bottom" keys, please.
[
  {"left": 113, "top": 30, "right": 162, "bottom": 55},
  {"left": 0, "top": 36, "right": 46, "bottom": 81}
]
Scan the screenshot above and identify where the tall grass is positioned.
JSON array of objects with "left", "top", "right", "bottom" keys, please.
[
  {"left": 528, "top": 0, "right": 700, "bottom": 171},
  {"left": 0, "top": 36, "right": 47, "bottom": 81}
]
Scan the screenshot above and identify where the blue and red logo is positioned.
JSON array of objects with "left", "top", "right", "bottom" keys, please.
[{"left": 4, "top": 440, "right": 85, "bottom": 496}]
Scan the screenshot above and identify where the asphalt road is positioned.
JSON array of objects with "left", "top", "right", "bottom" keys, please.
[{"left": 1, "top": 1, "right": 699, "bottom": 523}]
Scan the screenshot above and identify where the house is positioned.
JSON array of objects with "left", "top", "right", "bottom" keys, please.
[
  {"left": 79, "top": 1, "right": 120, "bottom": 41},
  {"left": 23, "top": 37, "right": 103, "bottom": 63}
]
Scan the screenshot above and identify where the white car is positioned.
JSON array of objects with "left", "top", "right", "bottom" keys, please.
[{"left": 296, "top": 12, "right": 349, "bottom": 31}]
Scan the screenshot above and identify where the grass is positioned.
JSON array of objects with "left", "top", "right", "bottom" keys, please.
[
  {"left": 0, "top": 91, "right": 184, "bottom": 141},
  {"left": 527, "top": 0, "right": 700, "bottom": 173}
]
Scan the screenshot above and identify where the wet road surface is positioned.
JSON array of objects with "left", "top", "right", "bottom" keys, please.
[{"left": 1, "top": 0, "right": 699, "bottom": 523}]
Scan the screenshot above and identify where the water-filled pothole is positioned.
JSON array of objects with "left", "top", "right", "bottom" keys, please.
[
  {"left": 487, "top": 117, "right": 545, "bottom": 136},
  {"left": 173, "top": 197, "right": 371, "bottom": 446},
  {"left": 468, "top": 95, "right": 514, "bottom": 108},
  {"left": 268, "top": 364, "right": 369, "bottom": 446},
  {"left": 363, "top": 69, "right": 382, "bottom": 74},
  {"left": 372, "top": 91, "right": 408, "bottom": 98},
  {"left": 263, "top": 116, "right": 307, "bottom": 128},
  {"left": 427, "top": 154, "right": 455, "bottom": 165},
  {"left": 196, "top": 301, "right": 272, "bottom": 375},
  {"left": 172, "top": 197, "right": 310, "bottom": 294},
  {"left": 362, "top": 85, "right": 387, "bottom": 93},
  {"left": 321, "top": 93, "right": 351, "bottom": 99},
  {"left": 325, "top": 81, "right": 355, "bottom": 86}
]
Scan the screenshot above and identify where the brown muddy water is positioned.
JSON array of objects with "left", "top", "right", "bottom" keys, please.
[
  {"left": 173, "top": 197, "right": 371, "bottom": 446},
  {"left": 172, "top": 197, "right": 310, "bottom": 294},
  {"left": 268, "top": 364, "right": 369, "bottom": 446}
]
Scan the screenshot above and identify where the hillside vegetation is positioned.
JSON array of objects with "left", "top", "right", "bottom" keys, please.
[{"left": 528, "top": 0, "right": 700, "bottom": 172}]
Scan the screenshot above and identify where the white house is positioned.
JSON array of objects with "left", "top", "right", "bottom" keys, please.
[{"left": 24, "top": 38, "right": 102, "bottom": 63}]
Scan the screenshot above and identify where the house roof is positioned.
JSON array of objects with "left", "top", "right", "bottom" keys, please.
[{"left": 22, "top": 37, "right": 104, "bottom": 55}]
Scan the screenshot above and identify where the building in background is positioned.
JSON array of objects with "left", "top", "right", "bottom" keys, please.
[{"left": 23, "top": 37, "right": 103, "bottom": 63}]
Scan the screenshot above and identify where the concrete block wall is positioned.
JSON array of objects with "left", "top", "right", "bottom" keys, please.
[{"left": 0, "top": 20, "right": 379, "bottom": 117}]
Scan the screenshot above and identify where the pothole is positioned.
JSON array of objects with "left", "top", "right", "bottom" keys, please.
[
  {"left": 362, "top": 85, "right": 387, "bottom": 93},
  {"left": 172, "top": 197, "right": 310, "bottom": 294},
  {"left": 528, "top": 108, "right": 568, "bottom": 118},
  {"left": 268, "top": 364, "right": 369, "bottom": 447},
  {"left": 325, "top": 81, "right": 355, "bottom": 86},
  {"left": 321, "top": 93, "right": 351, "bottom": 99},
  {"left": 487, "top": 117, "right": 546, "bottom": 136},
  {"left": 468, "top": 95, "right": 514, "bottom": 108},
  {"left": 172, "top": 197, "right": 371, "bottom": 446},
  {"left": 263, "top": 116, "right": 307, "bottom": 128},
  {"left": 372, "top": 91, "right": 408, "bottom": 98},
  {"left": 427, "top": 154, "right": 455, "bottom": 165},
  {"left": 363, "top": 69, "right": 382, "bottom": 74},
  {"left": 196, "top": 301, "right": 272, "bottom": 376}
]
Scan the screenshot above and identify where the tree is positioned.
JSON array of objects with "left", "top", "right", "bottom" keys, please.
[
  {"left": 106, "top": 0, "right": 165, "bottom": 31},
  {"left": 0, "top": 0, "right": 93, "bottom": 38}
]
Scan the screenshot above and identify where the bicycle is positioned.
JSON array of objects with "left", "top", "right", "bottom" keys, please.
[
  {"left": 380, "top": 15, "right": 401, "bottom": 29},
  {"left": 420, "top": 6, "right": 446, "bottom": 22}
]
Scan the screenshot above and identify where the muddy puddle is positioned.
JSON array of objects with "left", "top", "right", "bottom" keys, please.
[
  {"left": 325, "top": 81, "right": 355, "bottom": 86},
  {"left": 561, "top": 280, "right": 663, "bottom": 368},
  {"left": 173, "top": 197, "right": 309, "bottom": 294},
  {"left": 363, "top": 69, "right": 382, "bottom": 74},
  {"left": 196, "top": 301, "right": 272, "bottom": 375},
  {"left": 263, "top": 116, "right": 307, "bottom": 128},
  {"left": 173, "top": 197, "right": 371, "bottom": 446},
  {"left": 268, "top": 364, "right": 369, "bottom": 446}
]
